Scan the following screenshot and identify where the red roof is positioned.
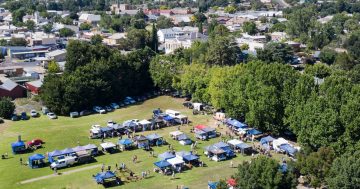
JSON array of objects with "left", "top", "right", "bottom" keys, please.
[
  {"left": 227, "top": 178, "right": 236, "bottom": 186},
  {"left": 195, "top": 125, "right": 207, "bottom": 130}
]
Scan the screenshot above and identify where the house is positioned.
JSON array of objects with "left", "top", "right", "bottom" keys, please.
[
  {"left": 22, "top": 12, "right": 47, "bottom": 25},
  {"left": 4, "top": 46, "right": 49, "bottom": 60},
  {"left": 46, "top": 49, "right": 66, "bottom": 62},
  {"left": 170, "top": 14, "right": 192, "bottom": 25},
  {"left": 79, "top": 14, "right": 101, "bottom": 26},
  {"left": 171, "top": 8, "right": 193, "bottom": 15},
  {"left": 271, "top": 32, "right": 287, "bottom": 41},
  {"left": 27, "top": 32, "right": 57, "bottom": 46},
  {"left": 110, "top": 4, "right": 131, "bottom": 14},
  {"left": 235, "top": 35, "right": 266, "bottom": 52},
  {"left": 53, "top": 23, "right": 79, "bottom": 33},
  {"left": 157, "top": 26, "right": 199, "bottom": 43},
  {"left": 103, "top": 33, "right": 126, "bottom": 46},
  {"left": 25, "top": 80, "right": 42, "bottom": 95},
  {"left": 0, "top": 66, "right": 23, "bottom": 76},
  {"left": 0, "top": 78, "right": 26, "bottom": 99},
  {"left": 164, "top": 32, "right": 207, "bottom": 54}
]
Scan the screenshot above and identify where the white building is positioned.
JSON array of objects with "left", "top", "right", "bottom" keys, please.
[
  {"left": 79, "top": 13, "right": 101, "bottom": 26},
  {"left": 164, "top": 32, "right": 207, "bottom": 54},
  {"left": 27, "top": 32, "right": 57, "bottom": 46},
  {"left": 157, "top": 26, "right": 199, "bottom": 43}
]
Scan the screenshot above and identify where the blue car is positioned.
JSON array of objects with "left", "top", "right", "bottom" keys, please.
[
  {"left": 21, "top": 112, "right": 29, "bottom": 120},
  {"left": 125, "top": 97, "right": 136, "bottom": 104},
  {"left": 93, "top": 106, "right": 106, "bottom": 114},
  {"left": 110, "top": 103, "right": 120, "bottom": 109}
]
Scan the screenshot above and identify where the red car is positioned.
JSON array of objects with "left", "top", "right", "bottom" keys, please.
[{"left": 27, "top": 139, "right": 44, "bottom": 148}]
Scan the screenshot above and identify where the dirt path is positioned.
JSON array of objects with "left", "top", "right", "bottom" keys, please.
[{"left": 19, "top": 164, "right": 101, "bottom": 184}]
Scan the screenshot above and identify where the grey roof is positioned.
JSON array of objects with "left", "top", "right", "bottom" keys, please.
[{"left": 0, "top": 79, "right": 18, "bottom": 91}]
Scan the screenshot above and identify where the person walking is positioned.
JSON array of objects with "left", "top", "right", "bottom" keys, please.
[
  {"left": 20, "top": 157, "right": 23, "bottom": 165},
  {"left": 172, "top": 171, "right": 175, "bottom": 179},
  {"left": 101, "top": 163, "right": 105, "bottom": 172},
  {"left": 54, "top": 167, "right": 57, "bottom": 175}
]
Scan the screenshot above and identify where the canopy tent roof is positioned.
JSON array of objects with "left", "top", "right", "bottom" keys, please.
[
  {"left": 153, "top": 109, "right": 162, "bottom": 115},
  {"left": 208, "top": 182, "right": 218, "bottom": 189},
  {"left": 273, "top": 137, "right": 288, "bottom": 150},
  {"left": 61, "top": 148, "right": 75, "bottom": 154},
  {"left": 83, "top": 144, "right": 98, "bottom": 150},
  {"left": 170, "top": 131, "right": 183, "bottom": 136},
  {"left": 176, "top": 151, "right": 191, "bottom": 158},
  {"left": 163, "top": 115, "right": 174, "bottom": 121},
  {"left": 154, "top": 160, "right": 171, "bottom": 168},
  {"left": 110, "top": 124, "right": 125, "bottom": 130},
  {"left": 146, "top": 133, "right": 162, "bottom": 141},
  {"left": 139, "top": 119, "right": 151, "bottom": 125},
  {"left": 260, "top": 136, "right": 275, "bottom": 144},
  {"left": 167, "top": 157, "right": 185, "bottom": 165},
  {"left": 194, "top": 129, "right": 206, "bottom": 135},
  {"left": 134, "top": 135, "right": 148, "bottom": 141},
  {"left": 213, "top": 142, "right": 229, "bottom": 149},
  {"left": 12, "top": 141, "right": 25, "bottom": 147},
  {"left": 100, "top": 127, "right": 114, "bottom": 132},
  {"left": 72, "top": 146, "right": 86, "bottom": 152},
  {"left": 210, "top": 148, "right": 225, "bottom": 154},
  {"left": 227, "top": 139, "right": 243, "bottom": 146},
  {"left": 195, "top": 125, "right": 207, "bottom": 130},
  {"left": 236, "top": 143, "right": 251, "bottom": 149},
  {"left": 100, "top": 142, "right": 116, "bottom": 149},
  {"left": 48, "top": 150, "right": 63, "bottom": 157},
  {"left": 280, "top": 144, "right": 297, "bottom": 155},
  {"left": 177, "top": 134, "right": 190, "bottom": 141},
  {"left": 247, "top": 128, "right": 262, "bottom": 135},
  {"left": 123, "top": 120, "right": 138, "bottom": 128},
  {"left": 11, "top": 141, "right": 26, "bottom": 152},
  {"left": 93, "top": 171, "right": 116, "bottom": 183},
  {"left": 158, "top": 151, "right": 176, "bottom": 160},
  {"left": 118, "top": 138, "right": 133, "bottom": 145},
  {"left": 183, "top": 154, "right": 199, "bottom": 161},
  {"left": 29, "top": 154, "right": 45, "bottom": 161},
  {"left": 226, "top": 118, "right": 248, "bottom": 128},
  {"left": 202, "top": 127, "right": 215, "bottom": 133}
]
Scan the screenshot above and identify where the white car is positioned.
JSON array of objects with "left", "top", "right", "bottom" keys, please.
[
  {"left": 30, "top": 110, "right": 38, "bottom": 117},
  {"left": 50, "top": 156, "right": 77, "bottom": 169},
  {"left": 91, "top": 124, "right": 101, "bottom": 130},
  {"left": 47, "top": 112, "right": 57, "bottom": 119}
]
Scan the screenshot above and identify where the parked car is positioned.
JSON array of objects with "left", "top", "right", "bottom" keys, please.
[
  {"left": 104, "top": 106, "right": 113, "bottom": 112},
  {"left": 0, "top": 118, "right": 3, "bottom": 124},
  {"left": 70, "top": 112, "right": 79, "bottom": 118},
  {"left": 80, "top": 110, "right": 92, "bottom": 116},
  {"left": 50, "top": 156, "right": 77, "bottom": 169},
  {"left": 118, "top": 102, "right": 125, "bottom": 107},
  {"left": 11, "top": 114, "right": 19, "bottom": 121},
  {"left": 21, "top": 112, "right": 29, "bottom": 120},
  {"left": 30, "top": 110, "right": 38, "bottom": 117},
  {"left": 123, "top": 100, "right": 130, "bottom": 105},
  {"left": 47, "top": 112, "right": 57, "bottom": 119},
  {"left": 110, "top": 103, "right": 120, "bottom": 109},
  {"left": 27, "top": 139, "right": 44, "bottom": 148},
  {"left": 125, "top": 97, "right": 136, "bottom": 104},
  {"left": 93, "top": 106, "right": 106, "bottom": 114}
]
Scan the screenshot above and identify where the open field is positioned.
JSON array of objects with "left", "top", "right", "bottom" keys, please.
[{"left": 0, "top": 96, "right": 284, "bottom": 189}]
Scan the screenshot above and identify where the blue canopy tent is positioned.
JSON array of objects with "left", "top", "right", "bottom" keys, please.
[
  {"left": 208, "top": 182, "right": 218, "bottom": 189},
  {"left": 280, "top": 144, "right": 297, "bottom": 156},
  {"left": 100, "top": 127, "right": 114, "bottom": 134},
  {"left": 226, "top": 118, "right": 248, "bottom": 129},
  {"left": 133, "top": 135, "right": 149, "bottom": 149},
  {"left": 48, "top": 150, "right": 63, "bottom": 163},
  {"left": 93, "top": 171, "right": 117, "bottom": 184},
  {"left": 236, "top": 143, "right": 252, "bottom": 154},
  {"left": 146, "top": 133, "right": 163, "bottom": 146},
  {"left": 158, "top": 151, "right": 176, "bottom": 160},
  {"left": 123, "top": 121, "right": 138, "bottom": 129},
  {"left": 153, "top": 109, "right": 162, "bottom": 116},
  {"left": 61, "top": 148, "right": 75, "bottom": 155},
  {"left": 213, "top": 142, "right": 235, "bottom": 157},
  {"left": 247, "top": 129, "right": 262, "bottom": 136},
  {"left": 72, "top": 146, "right": 86, "bottom": 152},
  {"left": 176, "top": 151, "right": 191, "bottom": 157},
  {"left": 11, "top": 141, "right": 26, "bottom": 154},
  {"left": 118, "top": 138, "right": 133, "bottom": 150},
  {"left": 83, "top": 144, "right": 98, "bottom": 155},
  {"left": 28, "top": 154, "right": 45, "bottom": 168},
  {"left": 154, "top": 160, "right": 171, "bottom": 169},
  {"left": 213, "top": 142, "right": 229, "bottom": 149},
  {"left": 183, "top": 154, "right": 199, "bottom": 162},
  {"left": 177, "top": 134, "right": 189, "bottom": 141},
  {"left": 163, "top": 115, "right": 176, "bottom": 125},
  {"left": 260, "top": 136, "right": 275, "bottom": 150}
]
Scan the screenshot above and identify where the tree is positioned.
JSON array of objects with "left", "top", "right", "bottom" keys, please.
[
  {"left": 224, "top": 5, "right": 237, "bottom": 13},
  {"left": 156, "top": 16, "right": 174, "bottom": 29},
  {"left": 286, "top": 6, "right": 316, "bottom": 39},
  {"left": 59, "top": 28, "right": 75, "bottom": 37},
  {"left": 25, "top": 20, "right": 36, "bottom": 31},
  {"left": 257, "top": 42, "right": 293, "bottom": 64},
  {"left": 242, "top": 21, "right": 257, "bottom": 35},
  {"left": 47, "top": 60, "right": 60, "bottom": 73},
  {"left": 150, "top": 23, "right": 158, "bottom": 52},
  {"left": 0, "top": 98, "right": 15, "bottom": 119},
  {"left": 270, "top": 22, "right": 286, "bottom": 32},
  {"left": 326, "top": 151, "right": 360, "bottom": 188},
  {"left": 126, "top": 29, "right": 149, "bottom": 49},
  {"left": 345, "top": 31, "right": 360, "bottom": 61},
  {"left": 79, "top": 23, "right": 92, "bottom": 30},
  {"left": 216, "top": 179, "right": 228, "bottom": 189},
  {"left": 90, "top": 34, "right": 103, "bottom": 45},
  {"left": 334, "top": 52, "right": 354, "bottom": 70},
  {"left": 8, "top": 38, "right": 27, "bottom": 46},
  {"left": 295, "top": 147, "right": 336, "bottom": 188},
  {"left": 211, "top": 25, "right": 230, "bottom": 37},
  {"left": 234, "top": 156, "right": 297, "bottom": 189},
  {"left": 320, "top": 48, "right": 337, "bottom": 65},
  {"left": 12, "top": 8, "right": 26, "bottom": 26},
  {"left": 206, "top": 36, "right": 242, "bottom": 66},
  {"left": 42, "top": 23, "right": 53, "bottom": 34}
]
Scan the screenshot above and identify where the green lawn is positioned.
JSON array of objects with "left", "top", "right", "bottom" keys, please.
[{"left": 0, "top": 96, "right": 278, "bottom": 189}]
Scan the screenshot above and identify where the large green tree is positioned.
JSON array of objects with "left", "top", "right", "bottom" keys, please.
[{"left": 0, "top": 98, "right": 15, "bottom": 119}]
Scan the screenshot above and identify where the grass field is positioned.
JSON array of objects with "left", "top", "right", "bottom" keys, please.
[{"left": 0, "top": 96, "right": 281, "bottom": 189}]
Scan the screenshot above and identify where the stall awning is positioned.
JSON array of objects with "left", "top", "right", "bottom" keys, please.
[
  {"left": 167, "top": 157, "right": 184, "bottom": 165},
  {"left": 159, "top": 151, "right": 176, "bottom": 160},
  {"left": 154, "top": 160, "right": 171, "bottom": 168},
  {"left": 100, "top": 142, "right": 116, "bottom": 149}
]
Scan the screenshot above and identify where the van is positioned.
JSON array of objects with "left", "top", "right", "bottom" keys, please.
[
  {"left": 165, "top": 109, "right": 180, "bottom": 117},
  {"left": 42, "top": 107, "right": 49, "bottom": 115},
  {"left": 70, "top": 112, "right": 79, "bottom": 118},
  {"left": 50, "top": 156, "right": 77, "bottom": 169}
]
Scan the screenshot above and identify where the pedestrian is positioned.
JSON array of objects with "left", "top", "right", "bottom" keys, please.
[
  {"left": 115, "top": 163, "right": 118, "bottom": 170},
  {"left": 77, "top": 140, "right": 80, "bottom": 145},
  {"left": 172, "top": 171, "right": 175, "bottom": 179},
  {"left": 108, "top": 165, "right": 111, "bottom": 171},
  {"left": 177, "top": 125, "right": 180, "bottom": 130},
  {"left": 168, "top": 144, "right": 171, "bottom": 150},
  {"left": 20, "top": 157, "right": 23, "bottom": 165},
  {"left": 101, "top": 163, "right": 105, "bottom": 172},
  {"left": 54, "top": 167, "right": 57, "bottom": 175},
  {"left": 141, "top": 171, "right": 145, "bottom": 178},
  {"left": 230, "top": 161, "right": 233, "bottom": 168}
]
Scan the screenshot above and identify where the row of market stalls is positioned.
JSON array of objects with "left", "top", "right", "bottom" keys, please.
[
  {"left": 154, "top": 151, "right": 200, "bottom": 175},
  {"left": 260, "top": 136, "right": 299, "bottom": 157},
  {"left": 225, "top": 118, "right": 263, "bottom": 139},
  {"left": 48, "top": 144, "right": 98, "bottom": 163}
]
